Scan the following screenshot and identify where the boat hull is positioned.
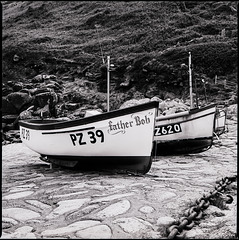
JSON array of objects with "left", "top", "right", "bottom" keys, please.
[
  {"left": 41, "top": 155, "right": 152, "bottom": 173},
  {"left": 19, "top": 101, "right": 158, "bottom": 174},
  {"left": 214, "top": 108, "right": 227, "bottom": 135},
  {"left": 153, "top": 104, "right": 216, "bottom": 155},
  {"left": 153, "top": 137, "right": 212, "bottom": 155}
]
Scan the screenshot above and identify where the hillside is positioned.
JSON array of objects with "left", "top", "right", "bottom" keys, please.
[{"left": 2, "top": 1, "right": 238, "bottom": 110}]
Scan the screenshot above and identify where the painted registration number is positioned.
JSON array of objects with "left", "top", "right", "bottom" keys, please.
[
  {"left": 154, "top": 123, "right": 182, "bottom": 136},
  {"left": 21, "top": 128, "right": 30, "bottom": 140}
]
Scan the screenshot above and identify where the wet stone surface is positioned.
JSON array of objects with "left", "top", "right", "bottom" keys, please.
[{"left": 2, "top": 119, "right": 237, "bottom": 239}]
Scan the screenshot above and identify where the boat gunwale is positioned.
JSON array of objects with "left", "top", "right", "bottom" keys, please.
[
  {"left": 189, "top": 103, "right": 216, "bottom": 113},
  {"left": 156, "top": 104, "right": 216, "bottom": 122},
  {"left": 19, "top": 101, "right": 159, "bottom": 130},
  {"left": 156, "top": 111, "right": 215, "bottom": 126}
]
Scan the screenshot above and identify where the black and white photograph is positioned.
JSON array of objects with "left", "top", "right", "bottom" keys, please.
[{"left": 2, "top": 1, "right": 237, "bottom": 239}]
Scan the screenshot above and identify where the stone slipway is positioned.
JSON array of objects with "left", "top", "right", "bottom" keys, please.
[{"left": 1, "top": 119, "right": 237, "bottom": 239}]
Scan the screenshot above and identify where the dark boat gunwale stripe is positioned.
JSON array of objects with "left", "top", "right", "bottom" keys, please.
[
  {"left": 189, "top": 103, "right": 216, "bottom": 113},
  {"left": 156, "top": 111, "right": 215, "bottom": 125},
  {"left": 42, "top": 126, "right": 95, "bottom": 135},
  {"left": 19, "top": 101, "right": 159, "bottom": 130}
]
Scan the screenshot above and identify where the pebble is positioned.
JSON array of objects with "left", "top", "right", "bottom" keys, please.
[
  {"left": 156, "top": 216, "right": 176, "bottom": 226},
  {"left": 139, "top": 205, "right": 155, "bottom": 213}
]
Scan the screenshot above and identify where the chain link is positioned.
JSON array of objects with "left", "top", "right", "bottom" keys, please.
[{"left": 166, "top": 175, "right": 237, "bottom": 239}]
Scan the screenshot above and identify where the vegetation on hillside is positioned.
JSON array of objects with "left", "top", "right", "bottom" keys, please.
[{"left": 2, "top": 1, "right": 238, "bottom": 107}]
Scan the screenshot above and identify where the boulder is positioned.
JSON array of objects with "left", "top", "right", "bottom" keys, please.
[
  {"left": 119, "top": 99, "right": 140, "bottom": 109},
  {"left": 34, "top": 91, "right": 58, "bottom": 108},
  {"left": 6, "top": 92, "right": 33, "bottom": 112},
  {"left": 32, "top": 87, "right": 55, "bottom": 95},
  {"left": 227, "top": 104, "right": 237, "bottom": 118},
  {"left": 32, "top": 74, "right": 45, "bottom": 83},
  {"left": 138, "top": 98, "right": 150, "bottom": 104},
  {"left": 2, "top": 97, "right": 18, "bottom": 115},
  {"left": 33, "top": 104, "right": 51, "bottom": 118},
  {"left": 164, "top": 99, "right": 178, "bottom": 108},
  {"left": 120, "top": 97, "right": 190, "bottom": 116},
  {"left": 2, "top": 86, "right": 14, "bottom": 96},
  {"left": 19, "top": 108, "right": 34, "bottom": 120},
  {"left": 162, "top": 107, "right": 177, "bottom": 115},
  {"left": 2, "top": 115, "right": 19, "bottom": 124},
  {"left": 64, "top": 103, "right": 79, "bottom": 111},
  {"left": 31, "top": 74, "right": 56, "bottom": 83},
  {"left": 12, "top": 82, "right": 23, "bottom": 92},
  {"left": 44, "top": 79, "right": 62, "bottom": 91},
  {"left": 158, "top": 101, "right": 168, "bottom": 112},
  {"left": 150, "top": 96, "right": 163, "bottom": 103}
]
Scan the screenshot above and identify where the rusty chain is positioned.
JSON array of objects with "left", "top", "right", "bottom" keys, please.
[{"left": 166, "top": 175, "right": 237, "bottom": 239}]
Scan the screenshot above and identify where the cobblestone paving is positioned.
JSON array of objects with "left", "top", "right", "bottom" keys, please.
[{"left": 2, "top": 119, "right": 237, "bottom": 239}]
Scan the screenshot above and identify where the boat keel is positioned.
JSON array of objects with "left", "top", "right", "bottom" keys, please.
[
  {"left": 153, "top": 137, "right": 213, "bottom": 155},
  {"left": 40, "top": 155, "right": 153, "bottom": 174}
]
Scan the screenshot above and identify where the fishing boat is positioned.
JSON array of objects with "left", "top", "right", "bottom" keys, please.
[
  {"left": 153, "top": 104, "right": 216, "bottom": 155},
  {"left": 153, "top": 52, "right": 216, "bottom": 155},
  {"left": 19, "top": 101, "right": 159, "bottom": 174},
  {"left": 214, "top": 106, "right": 227, "bottom": 136}
]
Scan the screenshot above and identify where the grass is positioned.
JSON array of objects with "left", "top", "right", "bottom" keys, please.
[{"left": 2, "top": 1, "right": 238, "bottom": 103}]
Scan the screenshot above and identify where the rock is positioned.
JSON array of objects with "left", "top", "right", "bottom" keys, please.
[
  {"left": 145, "top": 83, "right": 159, "bottom": 98},
  {"left": 76, "top": 224, "right": 112, "bottom": 239},
  {"left": 62, "top": 76, "right": 75, "bottom": 81},
  {"left": 2, "top": 115, "right": 19, "bottom": 124},
  {"left": 34, "top": 91, "right": 58, "bottom": 108},
  {"left": 213, "top": 3, "right": 236, "bottom": 14},
  {"left": 33, "top": 104, "right": 51, "bottom": 118},
  {"left": 164, "top": 99, "right": 178, "bottom": 108},
  {"left": 32, "top": 87, "right": 54, "bottom": 95},
  {"left": 31, "top": 74, "right": 45, "bottom": 83},
  {"left": 44, "top": 80, "right": 62, "bottom": 91},
  {"left": 2, "top": 123, "right": 7, "bottom": 131},
  {"left": 2, "top": 86, "right": 14, "bottom": 96},
  {"left": 6, "top": 92, "right": 33, "bottom": 112},
  {"left": 1, "top": 226, "right": 36, "bottom": 239},
  {"left": 227, "top": 95, "right": 237, "bottom": 105},
  {"left": 150, "top": 96, "right": 163, "bottom": 102},
  {"left": 19, "top": 109, "right": 34, "bottom": 120},
  {"left": 163, "top": 107, "right": 177, "bottom": 115},
  {"left": 2, "top": 97, "right": 18, "bottom": 115},
  {"left": 3, "top": 208, "right": 41, "bottom": 221},
  {"left": 158, "top": 101, "right": 168, "bottom": 112},
  {"left": 64, "top": 103, "right": 79, "bottom": 111},
  {"left": 119, "top": 99, "right": 140, "bottom": 109},
  {"left": 138, "top": 98, "right": 150, "bottom": 104},
  {"left": 175, "top": 102, "right": 190, "bottom": 112},
  {"left": 4, "top": 130, "right": 21, "bottom": 142},
  {"left": 44, "top": 84, "right": 59, "bottom": 91},
  {"left": 13, "top": 54, "right": 20, "bottom": 62},
  {"left": 32, "top": 74, "right": 56, "bottom": 83},
  {"left": 120, "top": 98, "right": 189, "bottom": 116},
  {"left": 19, "top": 89, "right": 32, "bottom": 94},
  {"left": 139, "top": 206, "right": 155, "bottom": 214},
  {"left": 156, "top": 216, "right": 176, "bottom": 226},
  {"left": 202, "top": 205, "right": 225, "bottom": 218},
  {"left": 12, "top": 82, "right": 23, "bottom": 92}
]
